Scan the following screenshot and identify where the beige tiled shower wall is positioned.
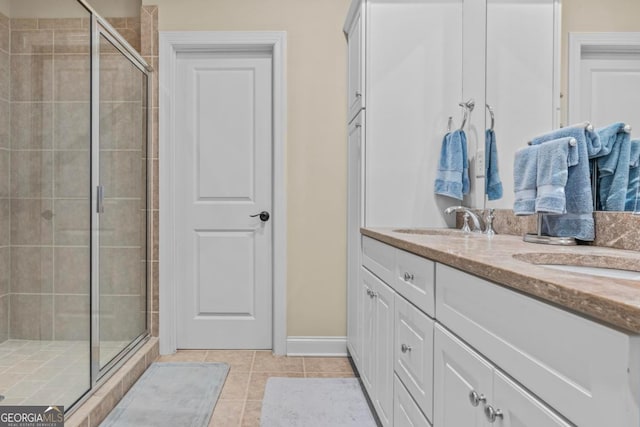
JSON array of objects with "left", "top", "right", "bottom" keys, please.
[
  {"left": 9, "top": 16, "right": 92, "bottom": 341},
  {"left": 140, "top": 5, "right": 158, "bottom": 338},
  {"left": 2, "top": 9, "right": 149, "bottom": 344},
  {"left": 0, "top": 12, "right": 8, "bottom": 344}
]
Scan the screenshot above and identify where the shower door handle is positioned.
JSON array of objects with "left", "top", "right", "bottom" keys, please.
[{"left": 96, "top": 185, "right": 105, "bottom": 213}]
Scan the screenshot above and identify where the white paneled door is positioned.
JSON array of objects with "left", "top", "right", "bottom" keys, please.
[{"left": 174, "top": 52, "right": 273, "bottom": 349}]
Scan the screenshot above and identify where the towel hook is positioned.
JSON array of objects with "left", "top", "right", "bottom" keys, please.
[
  {"left": 458, "top": 99, "right": 475, "bottom": 130},
  {"left": 447, "top": 116, "right": 454, "bottom": 132},
  {"left": 486, "top": 104, "right": 495, "bottom": 131}
]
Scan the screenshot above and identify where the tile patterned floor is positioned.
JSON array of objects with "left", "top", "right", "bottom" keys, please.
[
  {"left": 156, "top": 350, "right": 357, "bottom": 427},
  {"left": 0, "top": 339, "right": 130, "bottom": 408}
]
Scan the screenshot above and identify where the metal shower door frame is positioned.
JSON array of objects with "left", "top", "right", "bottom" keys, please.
[{"left": 85, "top": 4, "right": 153, "bottom": 387}]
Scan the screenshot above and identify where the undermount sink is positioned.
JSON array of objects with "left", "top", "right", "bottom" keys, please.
[
  {"left": 513, "top": 253, "right": 640, "bottom": 280},
  {"left": 393, "top": 228, "right": 473, "bottom": 237}
]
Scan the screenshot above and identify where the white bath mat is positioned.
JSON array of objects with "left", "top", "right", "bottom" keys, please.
[
  {"left": 260, "top": 377, "right": 377, "bottom": 427},
  {"left": 100, "top": 362, "right": 229, "bottom": 427}
]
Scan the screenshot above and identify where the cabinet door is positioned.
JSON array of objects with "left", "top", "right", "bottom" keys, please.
[
  {"left": 492, "top": 371, "right": 573, "bottom": 427},
  {"left": 395, "top": 375, "right": 432, "bottom": 427},
  {"left": 347, "top": 113, "right": 365, "bottom": 367},
  {"left": 394, "top": 295, "right": 434, "bottom": 422},
  {"left": 346, "top": 4, "right": 364, "bottom": 121},
  {"left": 372, "top": 275, "right": 395, "bottom": 427},
  {"left": 434, "top": 324, "right": 493, "bottom": 427},
  {"left": 360, "top": 267, "right": 377, "bottom": 394}
]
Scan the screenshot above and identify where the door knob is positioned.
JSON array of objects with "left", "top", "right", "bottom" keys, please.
[{"left": 250, "top": 211, "right": 270, "bottom": 222}]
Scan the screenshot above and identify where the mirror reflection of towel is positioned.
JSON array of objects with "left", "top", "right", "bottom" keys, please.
[
  {"left": 626, "top": 140, "right": 640, "bottom": 211},
  {"left": 485, "top": 129, "right": 503, "bottom": 201},
  {"left": 595, "top": 123, "right": 631, "bottom": 211}
]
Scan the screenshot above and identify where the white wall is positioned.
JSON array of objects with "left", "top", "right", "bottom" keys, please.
[{"left": 147, "top": 0, "right": 351, "bottom": 337}]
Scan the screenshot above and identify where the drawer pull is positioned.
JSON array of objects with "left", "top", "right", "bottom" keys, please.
[
  {"left": 355, "top": 91, "right": 362, "bottom": 98},
  {"left": 366, "top": 289, "right": 372, "bottom": 296},
  {"left": 468, "top": 390, "right": 486, "bottom": 407},
  {"left": 484, "top": 405, "right": 503, "bottom": 423},
  {"left": 400, "top": 343, "right": 412, "bottom": 353},
  {"left": 403, "top": 272, "right": 414, "bottom": 281}
]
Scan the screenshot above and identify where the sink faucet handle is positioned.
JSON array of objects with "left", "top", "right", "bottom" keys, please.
[
  {"left": 461, "top": 212, "right": 472, "bottom": 233},
  {"left": 484, "top": 208, "right": 496, "bottom": 237}
]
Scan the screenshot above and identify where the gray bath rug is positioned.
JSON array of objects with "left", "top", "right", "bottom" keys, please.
[
  {"left": 100, "top": 362, "right": 229, "bottom": 427},
  {"left": 260, "top": 377, "right": 377, "bottom": 427}
]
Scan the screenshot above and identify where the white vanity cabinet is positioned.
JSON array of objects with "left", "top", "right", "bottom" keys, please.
[
  {"left": 360, "top": 236, "right": 436, "bottom": 426},
  {"left": 436, "top": 263, "right": 640, "bottom": 427},
  {"left": 434, "top": 325, "right": 573, "bottom": 427},
  {"left": 352, "top": 235, "right": 640, "bottom": 427},
  {"left": 361, "top": 266, "right": 396, "bottom": 426}
]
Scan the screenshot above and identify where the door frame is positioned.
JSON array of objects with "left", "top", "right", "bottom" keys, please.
[
  {"left": 567, "top": 32, "right": 640, "bottom": 124},
  {"left": 158, "top": 31, "right": 287, "bottom": 355}
]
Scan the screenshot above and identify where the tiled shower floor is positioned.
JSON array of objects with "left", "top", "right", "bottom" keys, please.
[{"left": 0, "top": 340, "right": 128, "bottom": 408}]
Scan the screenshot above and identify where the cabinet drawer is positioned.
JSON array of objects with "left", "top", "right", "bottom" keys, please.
[
  {"left": 362, "top": 236, "right": 395, "bottom": 284},
  {"left": 436, "top": 263, "right": 640, "bottom": 427},
  {"left": 395, "top": 249, "right": 435, "bottom": 317},
  {"left": 394, "top": 375, "right": 432, "bottom": 427},
  {"left": 394, "top": 295, "right": 434, "bottom": 423}
]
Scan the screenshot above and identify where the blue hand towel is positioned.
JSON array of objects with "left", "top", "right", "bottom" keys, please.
[
  {"left": 531, "top": 137, "right": 594, "bottom": 241},
  {"left": 626, "top": 139, "right": 640, "bottom": 211},
  {"left": 531, "top": 122, "right": 601, "bottom": 157},
  {"left": 513, "top": 145, "right": 538, "bottom": 215},
  {"left": 595, "top": 123, "right": 631, "bottom": 211},
  {"left": 485, "top": 129, "right": 503, "bottom": 201},
  {"left": 434, "top": 129, "right": 469, "bottom": 200},
  {"left": 535, "top": 137, "right": 578, "bottom": 214},
  {"left": 594, "top": 122, "right": 626, "bottom": 158}
]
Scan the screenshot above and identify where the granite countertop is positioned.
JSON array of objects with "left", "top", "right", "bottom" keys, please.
[{"left": 362, "top": 227, "right": 640, "bottom": 334}]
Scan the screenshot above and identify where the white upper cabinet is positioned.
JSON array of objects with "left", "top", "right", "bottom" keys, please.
[
  {"left": 345, "top": 0, "right": 559, "bottom": 225},
  {"left": 347, "top": 112, "right": 365, "bottom": 367},
  {"left": 345, "top": 1, "right": 365, "bottom": 122},
  {"left": 365, "top": 0, "right": 467, "bottom": 227}
]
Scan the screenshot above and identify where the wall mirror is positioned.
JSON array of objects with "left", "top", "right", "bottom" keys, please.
[{"left": 483, "top": 0, "right": 640, "bottom": 213}]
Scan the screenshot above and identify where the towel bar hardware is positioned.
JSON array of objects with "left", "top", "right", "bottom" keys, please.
[
  {"left": 447, "top": 116, "right": 454, "bottom": 132},
  {"left": 624, "top": 124, "right": 632, "bottom": 133},
  {"left": 528, "top": 121, "right": 593, "bottom": 145},
  {"left": 527, "top": 137, "right": 577, "bottom": 147},
  {"left": 485, "top": 104, "right": 495, "bottom": 131},
  {"left": 458, "top": 99, "right": 475, "bottom": 130}
]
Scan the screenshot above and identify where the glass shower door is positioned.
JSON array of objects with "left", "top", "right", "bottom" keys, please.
[{"left": 94, "top": 27, "right": 149, "bottom": 371}]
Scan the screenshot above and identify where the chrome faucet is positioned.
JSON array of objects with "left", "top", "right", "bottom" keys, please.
[{"left": 444, "top": 206, "right": 484, "bottom": 233}]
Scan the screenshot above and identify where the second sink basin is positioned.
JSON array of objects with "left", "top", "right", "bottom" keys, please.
[
  {"left": 513, "top": 252, "right": 640, "bottom": 280},
  {"left": 538, "top": 264, "right": 640, "bottom": 280}
]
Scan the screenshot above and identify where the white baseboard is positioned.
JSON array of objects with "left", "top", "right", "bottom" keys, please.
[{"left": 286, "top": 336, "right": 348, "bottom": 356}]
